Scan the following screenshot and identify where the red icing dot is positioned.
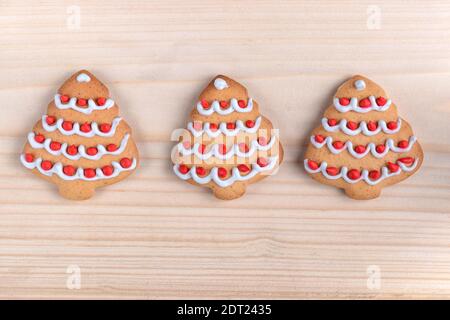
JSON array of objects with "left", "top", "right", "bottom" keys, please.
[
  {"left": 354, "top": 145, "right": 366, "bottom": 154},
  {"left": 339, "top": 97, "right": 350, "bottom": 106},
  {"left": 218, "top": 144, "right": 227, "bottom": 155},
  {"left": 67, "top": 145, "right": 78, "bottom": 155},
  {"left": 359, "top": 98, "right": 371, "bottom": 108},
  {"left": 398, "top": 157, "right": 414, "bottom": 165},
  {"left": 86, "top": 147, "right": 98, "bottom": 156},
  {"left": 397, "top": 140, "right": 409, "bottom": 148},
  {"left": 347, "top": 169, "right": 361, "bottom": 180},
  {"left": 347, "top": 121, "right": 358, "bottom": 130},
  {"left": 106, "top": 144, "right": 118, "bottom": 152},
  {"left": 77, "top": 98, "right": 87, "bottom": 107},
  {"left": 196, "top": 167, "right": 206, "bottom": 176},
  {"left": 327, "top": 118, "right": 338, "bottom": 126},
  {"left": 367, "top": 121, "right": 378, "bottom": 131},
  {"left": 182, "top": 141, "right": 191, "bottom": 149},
  {"left": 97, "top": 97, "right": 106, "bottom": 106},
  {"left": 226, "top": 123, "right": 236, "bottom": 130},
  {"left": 257, "top": 137, "right": 268, "bottom": 146},
  {"left": 180, "top": 165, "right": 190, "bottom": 174},
  {"left": 245, "top": 120, "right": 255, "bottom": 128},
  {"left": 102, "top": 165, "right": 114, "bottom": 176},
  {"left": 46, "top": 116, "right": 56, "bottom": 125},
  {"left": 84, "top": 168, "right": 96, "bottom": 178},
  {"left": 238, "top": 100, "right": 247, "bottom": 108},
  {"left": 257, "top": 157, "right": 268, "bottom": 167},
  {"left": 100, "top": 123, "right": 111, "bottom": 133},
  {"left": 200, "top": 99, "right": 210, "bottom": 109},
  {"left": 375, "top": 145, "right": 386, "bottom": 153},
  {"left": 239, "top": 143, "right": 249, "bottom": 153},
  {"left": 307, "top": 160, "right": 319, "bottom": 170},
  {"left": 120, "top": 158, "right": 132, "bottom": 168},
  {"left": 332, "top": 141, "right": 344, "bottom": 149},
  {"left": 218, "top": 167, "right": 227, "bottom": 178},
  {"left": 376, "top": 97, "right": 387, "bottom": 106},
  {"left": 314, "top": 134, "right": 325, "bottom": 143},
  {"left": 24, "top": 153, "right": 34, "bottom": 163},
  {"left": 62, "top": 121, "right": 73, "bottom": 131},
  {"left": 219, "top": 101, "right": 229, "bottom": 109},
  {"left": 199, "top": 144, "right": 206, "bottom": 154},
  {"left": 63, "top": 165, "right": 76, "bottom": 176},
  {"left": 49, "top": 141, "right": 61, "bottom": 151},
  {"left": 80, "top": 123, "right": 92, "bottom": 133},
  {"left": 369, "top": 170, "right": 381, "bottom": 180},
  {"left": 34, "top": 134, "right": 45, "bottom": 143},
  {"left": 237, "top": 164, "right": 250, "bottom": 173},
  {"left": 60, "top": 95, "right": 70, "bottom": 103},
  {"left": 209, "top": 123, "right": 218, "bottom": 131},
  {"left": 326, "top": 167, "right": 339, "bottom": 176},
  {"left": 387, "top": 162, "right": 400, "bottom": 173},
  {"left": 41, "top": 160, "right": 53, "bottom": 171},
  {"left": 387, "top": 121, "right": 398, "bottom": 130},
  {"left": 193, "top": 122, "right": 202, "bottom": 131}
]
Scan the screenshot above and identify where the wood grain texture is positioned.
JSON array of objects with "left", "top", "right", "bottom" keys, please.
[{"left": 0, "top": 0, "right": 449, "bottom": 299}]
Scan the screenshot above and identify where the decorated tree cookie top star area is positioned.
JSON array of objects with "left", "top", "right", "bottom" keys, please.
[
  {"left": 20, "top": 70, "right": 139, "bottom": 200},
  {"left": 172, "top": 75, "right": 283, "bottom": 200},
  {"left": 304, "top": 75, "right": 423, "bottom": 200}
]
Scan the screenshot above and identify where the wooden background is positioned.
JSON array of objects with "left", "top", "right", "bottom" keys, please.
[{"left": 0, "top": 0, "right": 449, "bottom": 299}]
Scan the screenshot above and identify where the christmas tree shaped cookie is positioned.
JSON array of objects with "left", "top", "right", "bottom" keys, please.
[
  {"left": 172, "top": 75, "right": 283, "bottom": 200},
  {"left": 20, "top": 70, "right": 139, "bottom": 200},
  {"left": 304, "top": 75, "right": 423, "bottom": 200}
]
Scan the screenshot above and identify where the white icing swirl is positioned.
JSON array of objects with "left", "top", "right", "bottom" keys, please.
[
  {"left": 303, "top": 158, "right": 419, "bottom": 186},
  {"left": 333, "top": 96, "right": 391, "bottom": 113},
  {"left": 42, "top": 116, "right": 122, "bottom": 137},
  {"left": 196, "top": 98, "right": 253, "bottom": 116},
  {"left": 187, "top": 116, "right": 262, "bottom": 138},
  {"left": 54, "top": 94, "right": 114, "bottom": 115},
  {"left": 214, "top": 78, "right": 229, "bottom": 90},
  {"left": 310, "top": 135, "right": 417, "bottom": 159},
  {"left": 321, "top": 117, "right": 401, "bottom": 136},
  {"left": 27, "top": 132, "right": 130, "bottom": 161},
  {"left": 20, "top": 155, "right": 137, "bottom": 181},
  {"left": 173, "top": 156, "right": 279, "bottom": 188},
  {"left": 76, "top": 73, "right": 91, "bottom": 83},
  {"left": 178, "top": 135, "right": 277, "bottom": 160}
]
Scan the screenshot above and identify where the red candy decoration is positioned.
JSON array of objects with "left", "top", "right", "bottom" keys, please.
[
  {"left": 63, "top": 165, "right": 76, "bottom": 176},
  {"left": 50, "top": 141, "right": 61, "bottom": 151},
  {"left": 238, "top": 100, "right": 246, "bottom": 108},
  {"left": 237, "top": 164, "right": 250, "bottom": 173},
  {"left": 99, "top": 123, "right": 111, "bottom": 133},
  {"left": 327, "top": 118, "right": 338, "bottom": 126},
  {"left": 257, "top": 137, "right": 268, "bottom": 146},
  {"left": 24, "top": 153, "right": 34, "bottom": 163},
  {"left": 369, "top": 170, "right": 381, "bottom": 180},
  {"left": 219, "top": 101, "right": 229, "bottom": 109},
  {"left": 307, "top": 160, "right": 319, "bottom": 170},
  {"left": 257, "top": 157, "right": 268, "bottom": 167},
  {"left": 77, "top": 98, "right": 87, "bottom": 107},
  {"left": 314, "top": 134, "right": 325, "bottom": 143},
  {"left": 209, "top": 123, "right": 218, "bottom": 131},
  {"left": 196, "top": 167, "right": 206, "bottom": 176},
  {"left": 60, "top": 95, "right": 70, "bottom": 103},
  {"left": 367, "top": 121, "right": 378, "bottom": 131},
  {"left": 347, "top": 121, "right": 358, "bottom": 130},
  {"left": 375, "top": 145, "right": 386, "bottom": 153},
  {"left": 97, "top": 97, "right": 106, "bottom": 106},
  {"left": 354, "top": 145, "right": 366, "bottom": 154},
  {"left": 398, "top": 157, "right": 414, "bottom": 165},
  {"left": 359, "top": 98, "right": 371, "bottom": 108},
  {"left": 239, "top": 143, "right": 249, "bottom": 153},
  {"left": 397, "top": 140, "right": 409, "bottom": 148},
  {"left": 245, "top": 120, "right": 255, "bottom": 128},
  {"left": 226, "top": 123, "right": 236, "bottom": 130},
  {"left": 218, "top": 167, "right": 227, "bottom": 178},
  {"left": 102, "top": 165, "right": 114, "bottom": 176},
  {"left": 193, "top": 122, "right": 202, "bottom": 131},
  {"left": 218, "top": 144, "right": 227, "bottom": 155},
  {"left": 41, "top": 160, "right": 53, "bottom": 171},
  {"left": 199, "top": 144, "right": 206, "bottom": 154},
  {"left": 376, "top": 97, "right": 387, "bottom": 106},
  {"left": 62, "top": 121, "right": 73, "bottom": 131},
  {"left": 106, "top": 144, "right": 118, "bottom": 152},
  {"left": 86, "top": 147, "right": 98, "bottom": 156},
  {"left": 80, "top": 123, "right": 91, "bottom": 133},
  {"left": 387, "top": 162, "right": 400, "bottom": 173},
  {"left": 67, "top": 145, "right": 78, "bottom": 155},
  {"left": 34, "top": 134, "right": 45, "bottom": 143},
  {"left": 46, "top": 116, "right": 56, "bottom": 125},
  {"left": 347, "top": 169, "right": 361, "bottom": 180},
  {"left": 84, "top": 168, "right": 96, "bottom": 178},
  {"left": 387, "top": 121, "right": 398, "bottom": 130},
  {"left": 332, "top": 141, "right": 344, "bottom": 149},
  {"left": 326, "top": 167, "right": 339, "bottom": 176},
  {"left": 200, "top": 99, "right": 210, "bottom": 109},
  {"left": 120, "top": 158, "right": 132, "bottom": 169},
  {"left": 339, "top": 97, "right": 350, "bottom": 106}
]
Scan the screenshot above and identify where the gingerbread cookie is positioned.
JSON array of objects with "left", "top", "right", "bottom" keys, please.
[
  {"left": 304, "top": 75, "right": 423, "bottom": 200},
  {"left": 172, "top": 75, "right": 283, "bottom": 200},
  {"left": 20, "top": 70, "right": 139, "bottom": 200}
]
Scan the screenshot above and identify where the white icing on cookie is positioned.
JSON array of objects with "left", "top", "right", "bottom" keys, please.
[
  {"left": 303, "top": 158, "right": 419, "bottom": 186},
  {"left": 196, "top": 98, "right": 253, "bottom": 116},
  {"left": 76, "top": 73, "right": 91, "bottom": 83},
  {"left": 187, "top": 116, "right": 262, "bottom": 138},
  {"left": 27, "top": 132, "right": 130, "bottom": 160},
  {"left": 20, "top": 155, "right": 137, "bottom": 181},
  {"left": 42, "top": 116, "right": 122, "bottom": 137},
  {"left": 54, "top": 94, "right": 114, "bottom": 115},
  {"left": 333, "top": 96, "right": 391, "bottom": 113},
  {"left": 178, "top": 135, "right": 277, "bottom": 160},
  {"left": 173, "top": 156, "right": 279, "bottom": 188},
  {"left": 321, "top": 118, "right": 402, "bottom": 136},
  {"left": 354, "top": 79, "right": 366, "bottom": 91},
  {"left": 214, "top": 78, "right": 229, "bottom": 90},
  {"left": 309, "top": 135, "right": 417, "bottom": 159}
]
